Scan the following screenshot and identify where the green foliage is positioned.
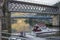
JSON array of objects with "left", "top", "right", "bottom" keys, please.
[
  {"left": 24, "top": 19, "right": 29, "bottom": 24},
  {"left": 24, "top": 19, "right": 39, "bottom": 26},
  {"left": 54, "top": 2, "right": 60, "bottom": 6}
]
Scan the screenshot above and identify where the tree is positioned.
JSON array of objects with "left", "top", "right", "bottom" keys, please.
[{"left": 54, "top": 2, "right": 60, "bottom": 7}]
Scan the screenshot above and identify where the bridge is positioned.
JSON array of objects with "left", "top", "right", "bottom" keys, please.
[
  {"left": 0, "top": 0, "right": 60, "bottom": 40},
  {"left": 8, "top": 1, "right": 59, "bottom": 14},
  {"left": 7, "top": 0, "right": 60, "bottom": 26}
]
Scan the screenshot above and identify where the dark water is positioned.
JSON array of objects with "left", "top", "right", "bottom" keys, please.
[{"left": 46, "top": 38, "right": 60, "bottom": 40}]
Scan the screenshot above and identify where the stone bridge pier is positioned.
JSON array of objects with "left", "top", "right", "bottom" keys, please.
[{"left": 52, "top": 15, "right": 60, "bottom": 27}]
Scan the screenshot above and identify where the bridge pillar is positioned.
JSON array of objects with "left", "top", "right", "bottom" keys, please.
[
  {"left": 0, "top": 8, "right": 4, "bottom": 40},
  {"left": 52, "top": 15, "right": 59, "bottom": 27}
]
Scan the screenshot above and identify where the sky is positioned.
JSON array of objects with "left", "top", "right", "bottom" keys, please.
[{"left": 16, "top": 0, "right": 60, "bottom": 5}]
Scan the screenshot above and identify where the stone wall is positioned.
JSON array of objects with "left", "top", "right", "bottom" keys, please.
[
  {"left": 0, "top": 19, "right": 1, "bottom": 40},
  {"left": 0, "top": 9, "right": 3, "bottom": 40}
]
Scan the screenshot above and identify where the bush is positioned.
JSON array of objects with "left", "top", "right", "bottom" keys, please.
[{"left": 46, "top": 23, "right": 53, "bottom": 27}]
